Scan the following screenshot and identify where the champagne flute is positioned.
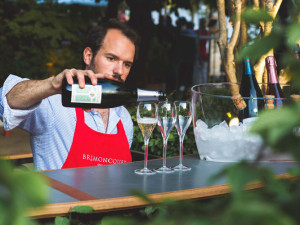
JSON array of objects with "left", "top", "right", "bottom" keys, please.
[
  {"left": 155, "top": 101, "right": 176, "bottom": 173},
  {"left": 173, "top": 101, "right": 192, "bottom": 171},
  {"left": 135, "top": 102, "right": 158, "bottom": 175}
]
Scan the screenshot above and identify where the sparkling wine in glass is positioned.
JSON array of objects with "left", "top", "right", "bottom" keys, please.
[
  {"left": 135, "top": 102, "right": 158, "bottom": 175},
  {"left": 155, "top": 101, "right": 176, "bottom": 173},
  {"left": 173, "top": 101, "right": 192, "bottom": 171}
]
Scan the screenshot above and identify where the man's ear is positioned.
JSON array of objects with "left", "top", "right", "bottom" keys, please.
[{"left": 83, "top": 47, "right": 93, "bottom": 66}]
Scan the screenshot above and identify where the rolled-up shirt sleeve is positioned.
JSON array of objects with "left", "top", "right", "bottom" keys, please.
[{"left": 0, "top": 74, "right": 41, "bottom": 131}]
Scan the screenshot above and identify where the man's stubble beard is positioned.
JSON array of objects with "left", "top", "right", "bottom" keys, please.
[
  {"left": 86, "top": 58, "right": 96, "bottom": 73},
  {"left": 87, "top": 58, "right": 124, "bottom": 83}
]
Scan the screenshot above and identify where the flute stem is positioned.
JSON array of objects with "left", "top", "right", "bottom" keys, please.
[
  {"left": 163, "top": 137, "right": 168, "bottom": 168},
  {"left": 179, "top": 134, "right": 185, "bottom": 166},
  {"left": 144, "top": 138, "right": 149, "bottom": 170}
]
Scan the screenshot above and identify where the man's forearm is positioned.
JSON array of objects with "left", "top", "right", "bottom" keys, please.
[
  {"left": 5, "top": 69, "right": 120, "bottom": 110},
  {"left": 6, "top": 77, "right": 58, "bottom": 109}
]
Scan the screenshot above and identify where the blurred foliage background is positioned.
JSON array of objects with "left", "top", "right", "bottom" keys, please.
[{"left": 0, "top": 0, "right": 106, "bottom": 84}]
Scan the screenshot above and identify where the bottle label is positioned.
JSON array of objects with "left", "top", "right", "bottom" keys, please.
[
  {"left": 248, "top": 99, "right": 258, "bottom": 117},
  {"left": 71, "top": 84, "right": 102, "bottom": 104}
]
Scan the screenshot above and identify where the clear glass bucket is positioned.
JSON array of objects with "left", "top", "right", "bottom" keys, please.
[{"left": 191, "top": 82, "right": 291, "bottom": 162}]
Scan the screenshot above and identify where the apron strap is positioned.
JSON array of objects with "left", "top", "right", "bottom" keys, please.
[{"left": 75, "top": 108, "right": 84, "bottom": 124}]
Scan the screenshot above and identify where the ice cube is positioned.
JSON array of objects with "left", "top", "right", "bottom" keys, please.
[
  {"left": 196, "top": 119, "right": 208, "bottom": 129},
  {"left": 230, "top": 124, "right": 241, "bottom": 133},
  {"left": 211, "top": 123, "right": 230, "bottom": 141},
  {"left": 243, "top": 117, "right": 257, "bottom": 125},
  {"left": 195, "top": 119, "right": 268, "bottom": 162},
  {"left": 195, "top": 123, "right": 210, "bottom": 141},
  {"left": 219, "top": 120, "right": 229, "bottom": 128}
]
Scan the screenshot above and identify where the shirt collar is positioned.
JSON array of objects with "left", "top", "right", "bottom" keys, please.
[
  {"left": 90, "top": 108, "right": 121, "bottom": 133},
  {"left": 90, "top": 108, "right": 97, "bottom": 115},
  {"left": 107, "top": 108, "right": 121, "bottom": 133}
]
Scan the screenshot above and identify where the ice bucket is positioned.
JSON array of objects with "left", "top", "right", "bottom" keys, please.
[{"left": 191, "top": 82, "right": 290, "bottom": 162}]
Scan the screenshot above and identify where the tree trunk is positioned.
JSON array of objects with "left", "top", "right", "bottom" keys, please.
[
  {"left": 217, "top": 0, "right": 246, "bottom": 109},
  {"left": 236, "top": 0, "right": 247, "bottom": 82}
]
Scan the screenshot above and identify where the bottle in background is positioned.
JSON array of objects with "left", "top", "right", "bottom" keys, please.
[
  {"left": 264, "top": 95, "right": 275, "bottom": 110},
  {"left": 295, "top": 44, "right": 300, "bottom": 62},
  {"left": 61, "top": 77, "right": 166, "bottom": 108},
  {"left": 265, "top": 56, "right": 285, "bottom": 108},
  {"left": 290, "top": 44, "right": 300, "bottom": 98},
  {"left": 238, "top": 57, "right": 263, "bottom": 122}
]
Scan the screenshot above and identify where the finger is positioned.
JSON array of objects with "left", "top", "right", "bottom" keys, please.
[
  {"left": 64, "top": 69, "right": 74, "bottom": 85},
  {"left": 73, "top": 69, "right": 86, "bottom": 89},
  {"left": 85, "top": 70, "right": 97, "bottom": 85}
]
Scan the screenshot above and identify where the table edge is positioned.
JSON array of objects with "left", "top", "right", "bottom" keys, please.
[
  {"left": 29, "top": 171, "right": 294, "bottom": 219},
  {"left": 0, "top": 152, "right": 33, "bottom": 160}
]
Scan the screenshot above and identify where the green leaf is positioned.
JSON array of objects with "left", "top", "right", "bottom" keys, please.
[
  {"left": 54, "top": 216, "right": 70, "bottom": 225},
  {"left": 225, "top": 199, "right": 296, "bottom": 225},
  {"left": 287, "top": 168, "right": 300, "bottom": 176},
  {"left": 242, "top": 8, "right": 273, "bottom": 24},
  {"left": 238, "top": 30, "right": 281, "bottom": 61},
  {"left": 286, "top": 22, "right": 300, "bottom": 48},
  {"left": 144, "top": 206, "right": 157, "bottom": 216},
  {"left": 14, "top": 171, "right": 49, "bottom": 208},
  {"left": 71, "top": 205, "right": 94, "bottom": 214},
  {"left": 101, "top": 216, "right": 137, "bottom": 225},
  {"left": 129, "top": 190, "right": 154, "bottom": 204},
  {"left": 225, "top": 162, "right": 261, "bottom": 196},
  {"left": 249, "top": 106, "right": 299, "bottom": 146}
]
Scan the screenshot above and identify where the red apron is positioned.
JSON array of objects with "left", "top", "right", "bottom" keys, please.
[{"left": 62, "top": 108, "right": 132, "bottom": 169}]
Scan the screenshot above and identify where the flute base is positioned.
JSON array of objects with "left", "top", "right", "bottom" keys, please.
[
  {"left": 155, "top": 166, "right": 174, "bottom": 173},
  {"left": 135, "top": 168, "right": 156, "bottom": 175},
  {"left": 173, "top": 164, "right": 191, "bottom": 171}
]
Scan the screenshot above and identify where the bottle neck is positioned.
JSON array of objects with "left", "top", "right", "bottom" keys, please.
[
  {"left": 137, "top": 89, "right": 165, "bottom": 102},
  {"left": 244, "top": 58, "right": 253, "bottom": 75},
  {"left": 266, "top": 63, "right": 279, "bottom": 84}
]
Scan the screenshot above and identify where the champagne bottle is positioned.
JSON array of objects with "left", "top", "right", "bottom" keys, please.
[
  {"left": 296, "top": 44, "right": 300, "bottom": 62},
  {"left": 265, "top": 56, "right": 284, "bottom": 107},
  {"left": 238, "top": 57, "right": 263, "bottom": 122},
  {"left": 289, "top": 44, "right": 300, "bottom": 97},
  {"left": 61, "top": 77, "right": 166, "bottom": 108}
]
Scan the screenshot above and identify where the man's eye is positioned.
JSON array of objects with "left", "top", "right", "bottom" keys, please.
[
  {"left": 124, "top": 63, "right": 132, "bottom": 68},
  {"left": 107, "top": 57, "right": 114, "bottom": 61}
]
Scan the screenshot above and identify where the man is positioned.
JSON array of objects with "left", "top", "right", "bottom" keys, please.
[{"left": 0, "top": 19, "right": 140, "bottom": 170}]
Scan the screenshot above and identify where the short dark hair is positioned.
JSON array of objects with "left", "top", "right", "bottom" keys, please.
[{"left": 83, "top": 19, "right": 140, "bottom": 65}]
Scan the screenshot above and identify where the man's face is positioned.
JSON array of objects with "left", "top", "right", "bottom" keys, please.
[{"left": 87, "top": 29, "right": 135, "bottom": 82}]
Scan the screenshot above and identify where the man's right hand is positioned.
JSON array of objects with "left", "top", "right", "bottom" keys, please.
[{"left": 51, "top": 69, "right": 121, "bottom": 94}]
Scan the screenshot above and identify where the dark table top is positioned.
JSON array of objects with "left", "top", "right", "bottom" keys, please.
[{"left": 30, "top": 154, "right": 297, "bottom": 218}]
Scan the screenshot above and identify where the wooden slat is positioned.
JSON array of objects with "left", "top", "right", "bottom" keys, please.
[
  {"left": 29, "top": 184, "right": 231, "bottom": 218},
  {"left": 0, "top": 152, "right": 33, "bottom": 160}
]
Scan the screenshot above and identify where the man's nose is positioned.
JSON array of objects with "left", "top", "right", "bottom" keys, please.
[{"left": 113, "top": 61, "right": 123, "bottom": 76}]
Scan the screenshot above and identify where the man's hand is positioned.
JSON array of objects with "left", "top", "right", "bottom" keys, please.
[{"left": 51, "top": 69, "right": 121, "bottom": 93}]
